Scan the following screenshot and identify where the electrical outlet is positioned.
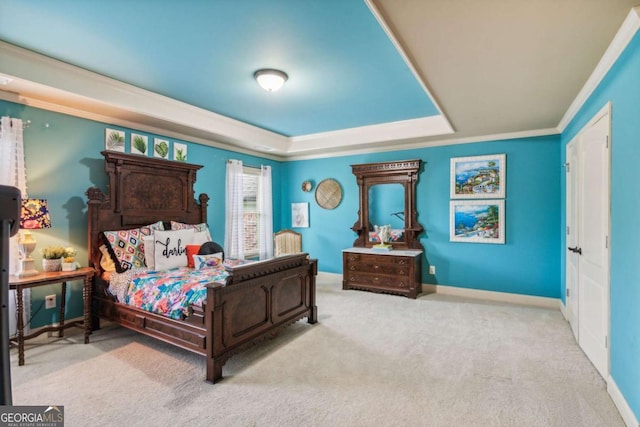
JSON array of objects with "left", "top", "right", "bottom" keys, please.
[
  {"left": 45, "top": 294, "right": 56, "bottom": 309},
  {"left": 429, "top": 265, "right": 436, "bottom": 275}
]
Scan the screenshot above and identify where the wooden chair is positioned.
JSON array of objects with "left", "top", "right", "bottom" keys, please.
[{"left": 274, "top": 229, "right": 302, "bottom": 256}]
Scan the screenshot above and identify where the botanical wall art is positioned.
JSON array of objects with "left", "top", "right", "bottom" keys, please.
[
  {"left": 173, "top": 142, "right": 187, "bottom": 162},
  {"left": 450, "top": 200, "right": 505, "bottom": 244},
  {"left": 153, "top": 138, "right": 170, "bottom": 159},
  {"left": 450, "top": 154, "right": 506, "bottom": 199},
  {"left": 105, "top": 128, "right": 125, "bottom": 152},
  {"left": 292, "top": 202, "right": 309, "bottom": 228},
  {"left": 130, "top": 133, "right": 148, "bottom": 155}
]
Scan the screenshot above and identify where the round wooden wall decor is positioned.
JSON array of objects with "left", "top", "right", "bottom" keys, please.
[{"left": 315, "top": 178, "right": 342, "bottom": 209}]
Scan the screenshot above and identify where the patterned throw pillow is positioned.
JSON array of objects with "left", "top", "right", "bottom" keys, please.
[
  {"left": 192, "top": 253, "right": 223, "bottom": 270},
  {"left": 170, "top": 221, "right": 212, "bottom": 241},
  {"left": 102, "top": 221, "right": 164, "bottom": 273}
]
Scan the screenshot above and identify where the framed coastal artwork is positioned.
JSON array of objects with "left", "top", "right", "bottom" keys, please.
[
  {"left": 450, "top": 200, "right": 505, "bottom": 244},
  {"left": 105, "top": 128, "right": 125, "bottom": 152},
  {"left": 450, "top": 154, "right": 506, "bottom": 199},
  {"left": 130, "top": 133, "right": 148, "bottom": 156},
  {"left": 292, "top": 202, "right": 309, "bottom": 228}
]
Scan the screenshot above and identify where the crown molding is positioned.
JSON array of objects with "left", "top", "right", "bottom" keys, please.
[{"left": 558, "top": 6, "right": 640, "bottom": 132}]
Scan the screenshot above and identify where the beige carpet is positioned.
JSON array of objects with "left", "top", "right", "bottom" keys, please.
[{"left": 11, "top": 274, "right": 623, "bottom": 427}]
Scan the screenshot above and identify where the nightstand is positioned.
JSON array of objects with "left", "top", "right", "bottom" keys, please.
[{"left": 9, "top": 267, "right": 95, "bottom": 366}]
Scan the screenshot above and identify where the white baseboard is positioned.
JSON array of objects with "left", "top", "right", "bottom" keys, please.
[
  {"left": 608, "top": 376, "right": 639, "bottom": 427},
  {"left": 422, "top": 283, "right": 560, "bottom": 309},
  {"left": 319, "top": 271, "right": 560, "bottom": 309},
  {"left": 559, "top": 301, "right": 568, "bottom": 320}
]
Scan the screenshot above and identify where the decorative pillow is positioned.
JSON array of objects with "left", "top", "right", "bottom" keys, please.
[
  {"left": 171, "top": 221, "right": 212, "bottom": 241},
  {"left": 192, "top": 253, "right": 223, "bottom": 270},
  {"left": 142, "top": 235, "right": 156, "bottom": 269},
  {"left": 99, "top": 245, "right": 116, "bottom": 272},
  {"left": 102, "top": 221, "right": 164, "bottom": 272},
  {"left": 185, "top": 244, "right": 201, "bottom": 268},
  {"left": 153, "top": 229, "right": 195, "bottom": 271},
  {"left": 192, "top": 230, "right": 210, "bottom": 245}
]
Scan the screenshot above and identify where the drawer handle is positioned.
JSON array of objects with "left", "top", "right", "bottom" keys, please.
[
  {"left": 349, "top": 266, "right": 356, "bottom": 271},
  {"left": 373, "top": 265, "right": 379, "bottom": 270},
  {"left": 398, "top": 260, "right": 406, "bottom": 265},
  {"left": 349, "top": 256, "right": 357, "bottom": 261},
  {"left": 399, "top": 270, "right": 405, "bottom": 275}
]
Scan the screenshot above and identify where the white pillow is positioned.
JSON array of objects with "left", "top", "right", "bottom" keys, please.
[
  {"left": 153, "top": 229, "right": 195, "bottom": 270},
  {"left": 192, "top": 230, "right": 210, "bottom": 245},
  {"left": 142, "top": 235, "right": 155, "bottom": 269}
]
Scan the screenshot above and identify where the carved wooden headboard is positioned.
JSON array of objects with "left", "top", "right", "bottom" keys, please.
[{"left": 86, "top": 150, "right": 209, "bottom": 273}]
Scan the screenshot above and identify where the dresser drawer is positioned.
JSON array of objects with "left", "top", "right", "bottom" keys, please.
[
  {"left": 345, "top": 259, "right": 410, "bottom": 276},
  {"left": 344, "top": 252, "right": 411, "bottom": 267},
  {"left": 345, "top": 273, "right": 408, "bottom": 289}
]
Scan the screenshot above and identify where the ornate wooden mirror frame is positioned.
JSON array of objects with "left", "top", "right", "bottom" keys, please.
[{"left": 350, "top": 159, "right": 424, "bottom": 250}]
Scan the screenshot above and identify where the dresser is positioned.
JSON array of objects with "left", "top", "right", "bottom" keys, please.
[{"left": 343, "top": 247, "right": 422, "bottom": 299}]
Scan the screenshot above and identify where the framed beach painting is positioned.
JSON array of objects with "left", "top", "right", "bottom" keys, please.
[
  {"left": 451, "top": 154, "right": 506, "bottom": 199},
  {"left": 292, "top": 202, "right": 309, "bottom": 228},
  {"left": 450, "top": 200, "right": 505, "bottom": 244}
]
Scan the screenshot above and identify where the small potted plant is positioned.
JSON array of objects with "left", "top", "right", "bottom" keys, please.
[
  {"left": 61, "top": 247, "right": 78, "bottom": 271},
  {"left": 41, "top": 245, "right": 66, "bottom": 272}
]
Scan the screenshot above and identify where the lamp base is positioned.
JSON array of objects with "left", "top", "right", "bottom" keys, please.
[{"left": 16, "top": 257, "right": 38, "bottom": 277}]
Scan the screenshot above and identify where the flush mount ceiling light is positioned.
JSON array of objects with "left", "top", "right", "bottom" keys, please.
[{"left": 254, "top": 69, "right": 288, "bottom": 92}]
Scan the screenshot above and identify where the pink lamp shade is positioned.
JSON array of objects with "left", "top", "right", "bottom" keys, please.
[{"left": 20, "top": 198, "right": 52, "bottom": 229}]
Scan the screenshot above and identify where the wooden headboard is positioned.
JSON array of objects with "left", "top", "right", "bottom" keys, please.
[{"left": 86, "top": 151, "right": 209, "bottom": 273}]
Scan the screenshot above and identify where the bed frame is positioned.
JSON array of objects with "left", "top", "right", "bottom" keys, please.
[{"left": 86, "top": 151, "right": 317, "bottom": 383}]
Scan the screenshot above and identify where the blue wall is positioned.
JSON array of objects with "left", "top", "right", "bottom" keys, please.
[
  {"left": 0, "top": 100, "right": 282, "bottom": 328},
  {"left": 560, "top": 30, "right": 640, "bottom": 421},
  {"left": 282, "top": 135, "right": 561, "bottom": 298}
]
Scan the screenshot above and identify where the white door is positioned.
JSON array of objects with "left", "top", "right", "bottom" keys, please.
[
  {"left": 565, "top": 140, "right": 579, "bottom": 340},
  {"left": 565, "top": 105, "right": 610, "bottom": 379}
]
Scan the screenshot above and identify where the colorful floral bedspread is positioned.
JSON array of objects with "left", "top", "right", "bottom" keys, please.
[
  {"left": 109, "top": 258, "right": 252, "bottom": 319},
  {"left": 123, "top": 266, "right": 229, "bottom": 319}
]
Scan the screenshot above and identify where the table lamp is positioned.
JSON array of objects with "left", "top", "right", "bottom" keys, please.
[{"left": 17, "top": 198, "right": 51, "bottom": 277}]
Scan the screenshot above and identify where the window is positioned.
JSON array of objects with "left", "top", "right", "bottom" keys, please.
[{"left": 243, "top": 167, "right": 260, "bottom": 258}]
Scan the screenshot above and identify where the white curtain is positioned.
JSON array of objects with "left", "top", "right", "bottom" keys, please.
[
  {"left": 0, "top": 116, "right": 29, "bottom": 335},
  {"left": 258, "top": 165, "right": 273, "bottom": 260},
  {"left": 224, "top": 159, "right": 245, "bottom": 259}
]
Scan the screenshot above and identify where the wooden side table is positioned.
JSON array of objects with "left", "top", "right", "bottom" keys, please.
[{"left": 9, "top": 267, "right": 95, "bottom": 366}]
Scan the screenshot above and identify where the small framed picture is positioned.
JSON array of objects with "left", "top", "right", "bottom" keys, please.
[
  {"left": 105, "top": 128, "right": 125, "bottom": 152},
  {"left": 292, "top": 202, "right": 309, "bottom": 228},
  {"left": 130, "top": 133, "right": 148, "bottom": 155},
  {"left": 451, "top": 154, "right": 506, "bottom": 199},
  {"left": 153, "top": 138, "right": 170, "bottom": 159},
  {"left": 173, "top": 142, "right": 187, "bottom": 162},
  {"left": 450, "top": 200, "right": 505, "bottom": 244}
]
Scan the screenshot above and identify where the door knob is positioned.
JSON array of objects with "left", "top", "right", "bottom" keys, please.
[{"left": 568, "top": 246, "right": 582, "bottom": 255}]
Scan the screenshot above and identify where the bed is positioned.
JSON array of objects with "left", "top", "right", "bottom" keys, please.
[{"left": 86, "top": 151, "right": 317, "bottom": 383}]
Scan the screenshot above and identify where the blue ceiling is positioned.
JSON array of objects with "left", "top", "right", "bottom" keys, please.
[{"left": 0, "top": 0, "right": 440, "bottom": 137}]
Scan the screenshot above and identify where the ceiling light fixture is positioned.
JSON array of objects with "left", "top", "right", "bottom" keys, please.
[{"left": 254, "top": 69, "right": 288, "bottom": 92}]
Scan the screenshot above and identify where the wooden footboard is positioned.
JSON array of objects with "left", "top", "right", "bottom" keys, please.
[{"left": 206, "top": 254, "right": 317, "bottom": 383}]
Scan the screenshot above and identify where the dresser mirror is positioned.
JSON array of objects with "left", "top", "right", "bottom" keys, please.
[
  {"left": 350, "top": 159, "right": 424, "bottom": 250},
  {"left": 368, "top": 183, "right": 405, "bottom": 243}
]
